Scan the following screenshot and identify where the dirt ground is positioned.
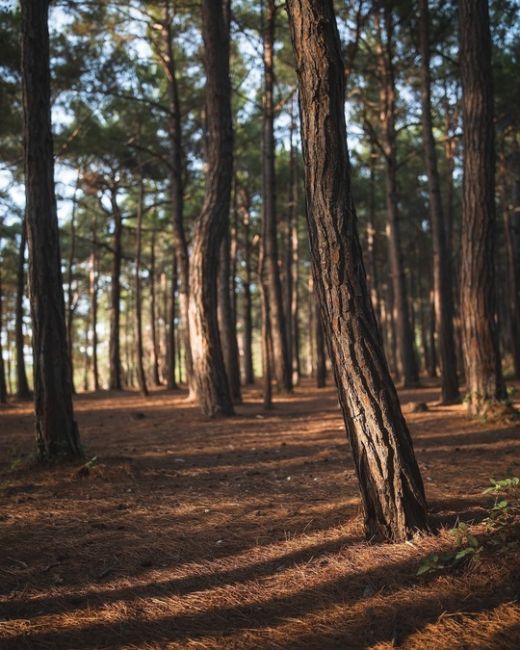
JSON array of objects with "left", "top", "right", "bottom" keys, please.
[{"left": 1, "top": 380, "right": 519, "bottom": 649}]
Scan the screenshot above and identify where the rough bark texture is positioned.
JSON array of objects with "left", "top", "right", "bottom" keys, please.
[
  {"left": 459, "top": 0, "right": 507, "bottom": 415},
  {"left": 218, "top": 230, "right": 242, "bottom": 403},
  {"left": 419, "top": 0, "right": 459, "bottom": 403},
  {"left": 376, "top": 7, "right": 419, "bottom": 388},
  {"left": 109, "top": 189, "right": 123, "bottom": 391},
  {"left": 315, "top": 300, "right": 326, "bottom": 388},
  {"left": 262, "top": 0, "right": 292, "bottom": 393},
  {"left": 188, "top": 0, "right": 234, "bottom": 417},
  {"left": 21, "top": 0, "right": 81, "bottom": 460},
  {"left": 15, "top": 216, "right": 31, "bottom": 399},
  {"left": 162, "top": 1, "right": 194, "bottom": 395},
  {"left": 287, "top": 0, "right": 428, "bottom": 541}
]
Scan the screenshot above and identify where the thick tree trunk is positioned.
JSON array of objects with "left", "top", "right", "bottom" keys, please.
[
  {"left": 459, "top": 0, "right": 507, "bottom": 415},
  {"left": 166, "top": 253, "right": 178, "bottom": 389},
  {"left": 239, "top": 188, "right": 255, "bottom": 385},
  {"left": 376, "top": 7, "right": 419, "bottom": 388},
  {"left": 21, "top": 0, "right": 81, "bottom": 460},
  {"left": 218, "top": 229, "right": 242, "bottom": 402},
  {"left": 109, "top": 189, "right": 123, "bottom": 391},
  {"left": 262, "top": 0, "right": 292, "bottom": 393},
  {"left": 419, "top": 0, "right": 459, "bottom": 403},
  {"left": 150, "top": 229, "right": 161, "bottom": 386},
  {"left": 15, "top": 216, "right": 31, "bottom": 399},
  {"left": 188, "top": 0, "right": 234, "bottom": 417},
  {"left": 287, "top": 0, "right": 428, "bottom": 541},
  {"left": 162, "top": 1, "right": 194, "bottom": 396},
  {"left": 135, "top": 173, "right": 149, "bottom": 396}
]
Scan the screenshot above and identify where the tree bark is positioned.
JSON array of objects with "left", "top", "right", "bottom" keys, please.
[
  {"left": 188, "top": 0, "right": 234, "bottom": 417},
  {"left": 419, "top": 0, "right": 459, "bottom": 403},
  {"left": 161, "top": 1, "right": 194, "bottom": 396},
  {"left": 376, "top": 7, "right": 419, "bottom": 388},
  {"left": 135, "top": 171, "right": 149, "bottom": 396},
  {"left": 166, "top": 252, "right": 178, "bottom": 389},
  {"left": 0, "top": 248, "right": 8, "bottom": 403},
  {"left": 109, "top": 188, "right": 123, "bottom": 391},
  {"left": 218, "top": 228, "right": 242, "bottom": 402},
  {"left": 150, "top": 229, "right": 162, "bottom": 386},
  {"left": 89, "top": 216, "right": 100, "bottom": 391},
  {"left": 15, "top": 215, "right": 31, "bottom": 399},
  {"left": 262, "top": 0, "right": 292, "bottom": 393},
  {"left": 239, "top": 187, "right": 254, "bottom": 385},
  {"left": 315, "top": 300, "right": 326, "bottom": 388},
  {"left": 21, "top": 0, "right": 81, "bottom": 459},
  {"left": 459, "top": 0, "right": 507, "bottom": 415},
  {"left": 66, "top": 173, "right": 80, "bottom": 395},
  {"left": 287, "top": 0, "right": 428, "bottom": 541},
  {"left": 258, "top": 232, "right": 273, "bottom": 409}
]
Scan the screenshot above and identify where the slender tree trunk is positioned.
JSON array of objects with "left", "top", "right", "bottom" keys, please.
[
  {"left": 150, "top": 229, "right": 161, "bottom": 386},
  {"left": 262, "top": 0, "right": 292, "bottom": 393},
  {"left": 376, "top": 7, "right": 419, "bottom": 388},
  {"left": 419, "top": 0, "right": 459, "bottom": 402},
  {"left": 459, "top": 0, "right": 508, "bottom": 415},
  {"left": 218, "top": 229, "right": 242, "bottom": 402},
  {"left": 161, "top": 1, "right": 194, "bottom": 396},
  {"left": 240, "top": 188, "right": 255, "bottom": 385},
  {"left": 109, "top": 188, "right": 123, "bottom": 391},
  {"left": 188, "top": 0, "right": 234, "bottom": 417},
  {"left": 66, "top": 173, "right": 80, "bottom": 394},
  {"left": 21, "top": 0, "right": 81, "bottom": 460},
  {"left": 428, "top": 294, "right": 437, "bottom": 378},
  {"left": 315, "top": 301, "right": 326, "bottom": 388},
  {"left": 287, "top": 0, "right": 428, "bottom": 541},
  {"left": 0, "top": 251, "right": 8, "bottom": 403},
  {"left": 135, "top": 172, "right": 149, "bottom": 396},
  {"left": 15, "top": 216, "right": 31, "bottom": 399},
  {"left": 90, "top": 217, "right": 100, "bottom": 391},
  {"left": 259, "top": 233, "right": 273, "bottom": 409},
  {"left": 366, "top": 147, "right": 382, "bottom": 328},
  {"left": 166, "top": 252, "right": 178, "bottom": 389}
]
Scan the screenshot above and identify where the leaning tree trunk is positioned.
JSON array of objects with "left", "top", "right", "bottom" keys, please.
[
  {"left": 188, "top": 0, "right": 234, "bottom": 417},
  {"left": 21, "top": 0, "right": 81, "bottom": 460},
  {"left": 287, "top": 0, "right": 428, "bottom": 542},
  {"left": 459, "top": 0, "right": 507, "bottom": 416},
  {"left": 218, "top": 229, "right": 242, "bottom": 402},
  {"left": 376, "top": 7, "right": 419, "bottom": 388},
  {"left": 15, "top": 215, "right": 31, "bottom": 399},
  {"left": 419, "top": 0, "right": 459, "bottom": 403},
  {"left": 262, "top": 0, "right": 292, "bottom": 393},
  {"left": 109, "top": 188, "right": 123, "bottom": 391}
]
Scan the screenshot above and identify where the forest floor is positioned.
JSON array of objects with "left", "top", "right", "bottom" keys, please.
[{"left": 1, "top": 379, "right": 520, "bottom": 649}]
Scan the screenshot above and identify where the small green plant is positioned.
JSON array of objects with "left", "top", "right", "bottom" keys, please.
[
  {"left": 483, "top": 477, "right": 520, "bottom": 494},
  {"left": 417, "top": 521, "right": 482, "bottom": 576}
]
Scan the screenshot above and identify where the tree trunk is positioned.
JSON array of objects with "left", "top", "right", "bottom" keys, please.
[
  {"left": 259, "top": 232, "right": 273, "bottom": 409},
  {"left": 135, "top": 172, "right": 149, "bottom": 396},
  {"left": 287, "top": 0, "right": 428, "bottom": 541},
  {"left": 21, "top": 0, "right": 81, "bottom": 460},
  {"left": 0, "top": 249, "right": 8, "bottom": 403},
  {"left": 239, "top": 188, "right": 254, "bottom": 385},
  {"left": 66, "top": 173, "right": 80, "bottom": 395},
  {"left": 459, "top": 0, "right": 507, "bottom": 415},
  {"left": 162, "top": 1, "right": 194, "bottom": 396},
  {"left": 109, "top": 188, "right": 123, "bottom": 391},
  {"left": 90, "top": 217, "right": 100, "bottom": 391},
  {"left": 166, "top": 252, "right": 178, "bottom": 389},
  {"left": 376, "top": 7, "right": 419, "bottom": 388},
  {"left": 15, "top": 216, "right": 31, "bottom": 399},
  {"left": 262, "top": 0, "right": 292, "bottom": 393},
  {"left": 218, "top": 229, "right": 242, "bottom": 402},
  {"left": 419, "top": 0, "right": 459, "bottom": 403},
  {"left": 315, "top": 300, "right": 326, "bottom": 388},
  {"left": 188, "top": 0, "right": 234, "bottom": 417},
  {"left": 150, "top": 229, "right": 161, "bottom": 386}
]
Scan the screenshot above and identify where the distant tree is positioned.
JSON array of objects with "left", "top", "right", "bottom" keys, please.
[
  {"left": 287, "top": 0, "right": 428, "bottom": 541},
  {"left": 21, "top": 0, "right": 81, "bottom": 459}
]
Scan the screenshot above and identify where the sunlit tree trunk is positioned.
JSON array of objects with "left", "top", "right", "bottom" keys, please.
[
  {"left": 459, "top": 0, "right": 508, "bottom": 415},
  {"left": 21, "top": 0, "right": 81, "bottom": 459},
  {"left": 188, "top": 0, "right": 234, "bottom": 417},
  {"left": 109, "top": 187, "right": 123, "bottom": 391},
  {"left": 89, "top": 216, "right": 100, "bottom": 391},
  {"left": 287, "top": 0, "right": 428, "bottom": 541}
]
